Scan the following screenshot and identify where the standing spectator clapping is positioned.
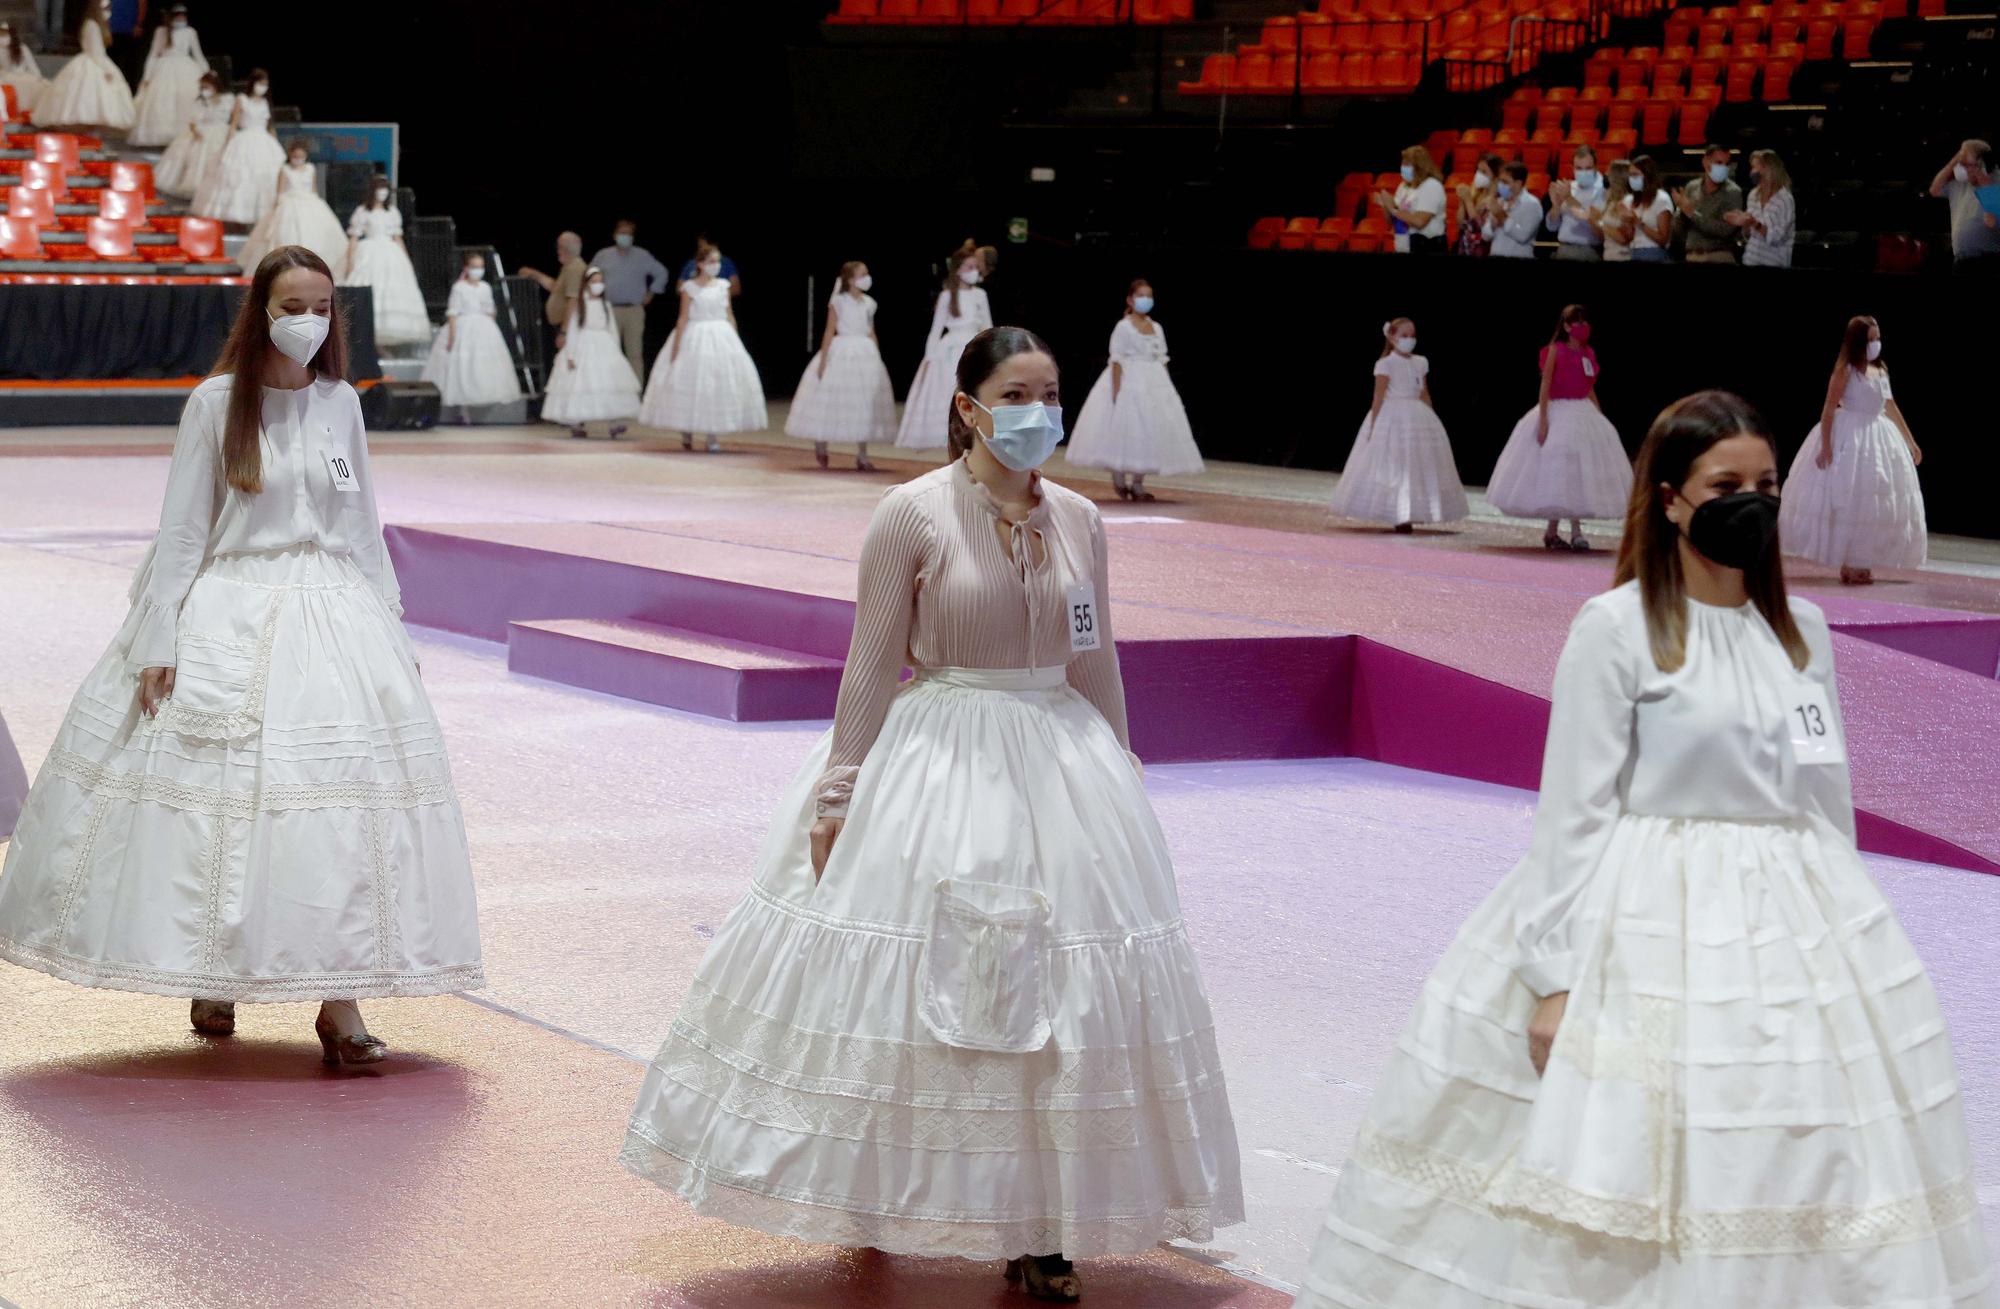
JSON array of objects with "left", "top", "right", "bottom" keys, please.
[
  {"left": 1545, "top": 145, "right": 1607, "bottom": 261},
  {"left": 1454, "top": 152, "right": 1504, "bottom": 256},
  {"left": 1676, "top": 144, "right": 1745, "bottom": 264},
  {"left": 1731, "top": 149, "right": 1797, "bottom": 267},
  {"left": 1487, "top": 162, "right": 1543, "bottom": 258},
  {"left": 1377, "top": 147, "right": 1448, "bottom": 254},
  {"left": 1627, "top": 154, "right": 1675, "bottom": 263}
]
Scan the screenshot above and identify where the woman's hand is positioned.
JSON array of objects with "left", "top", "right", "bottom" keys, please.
[
  {"left": 566, "top": 357, "right": 576, "bottom": 371},
  {"left": 1816, "top": 439, "right": 1834, "bottom": 470},
  {"left": 1907, "top": 440, "right": 1923, "bottom": 467},
  {"left": 817, "top": 355, "right": 828, "bottom": 381},
  {"left": 1536, "top": 411, "right": 1550, "bottom": 444},
  {"left": 138, "top": 666, "right": 175, "bottom": 717},
  {"left": 1527, "top": 991, "right": 1568, "bottom": 1076},
  {"left": 809, "top": 816, "right": 845, "bottom": 883}
]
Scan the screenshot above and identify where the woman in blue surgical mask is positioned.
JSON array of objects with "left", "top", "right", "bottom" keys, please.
[
  {"left": 1066, "top": 278, "right": 1205, "bottom": 501},
  {"left": 0, "top": 247, "right": 484, "bottom": 1067},
  {"left": 623, "top": 325, "right": 1244, "bottom": 1303}
]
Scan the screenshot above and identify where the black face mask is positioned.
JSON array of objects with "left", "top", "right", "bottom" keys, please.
[{"left": 1685, "top": 490, "right": 1780, "bottom": 571}]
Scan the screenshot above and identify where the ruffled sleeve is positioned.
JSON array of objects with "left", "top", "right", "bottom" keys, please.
[
  {"left": 127, "top": 385, "right": 224, "bottom": 672},
  {"left": 346, "top": 206, "right": 367, "bottom": 238},
  {"left": 1510, "top": 594, "right": 1640, "bottom": 997},
  {"left": 815, "top": 488, "right": 933, "bottom": 818},
  {"left": 1064, "top": 506, "right": 1132, "bottom": 753},
  {"left": 1107, "top": 318, "right": 1143, "bottom": 364}
]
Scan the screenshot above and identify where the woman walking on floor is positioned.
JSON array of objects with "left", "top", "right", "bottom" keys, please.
[
  {"left": 1065, "top": 278, "right": 1205, "bottom": 501},
  {"left": 1487, "top": 303, "right": 1633, "bottom": 552},
  {"left": 895, "top": 239, "right": 995, "bottom": 450},
  {"left": 1329, "top": 318, "right": 1468, "bottom": 532},
  {"left": 622, "top": 326, "right": 1244, "bottom": 1302},
  {"left": 640, "top": 241, "right": 768, "bottom": 452},
  {"left": 0, "top": 246, "right": 484, "bottom": 1065},
  {"left": 784, "top": 259, "right": 893, "bottom": 471}
]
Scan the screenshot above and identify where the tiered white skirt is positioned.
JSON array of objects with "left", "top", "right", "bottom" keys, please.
[
  {"left": 32, "top": 54, "right": 133, "bottom": 132},
  {"left": 895, "top": 327, "right": 980, "bottom": 450},
  {"left": 237, "top": 189, "right": 351, "bottom": 278},
  {"left": 155, "top": 120, "right": 226, "bottom": 197},
  {"left": 1780, "top": 410, "right": 1929, "bottom": 571},
  {"left": 1486, "top": 399, "right": 1634, "bottom": 521},
  {"left": 1331, "top": 397, "right": 1470, "bottom": 524},
  {"left": 1066, "top": 360, "right": 1205, "bottom": 477},
  {"left": 621, "top": 666, "right": 1244, "bottom": 1258},
  {"left": 0, "top": 545, "right": 484, "bottom": 1001},
  {"left": 784, "top": 335, "right": 896, "bottom": 444},
  {"left": 342, "top": 237, "right": 432, "bottom": 347},
  {"left": 128, "top": 58, "right": 205, "bottom": 147},
  {"left": 542, "top": 328, "right": 640, "bottom": 426},
  {"left": 1297, "top": 813, "right": 1991, "bottom": 1308},
  {"left": 193, "top": 127, "right": 285, "bottom": 225},
  {"left": 640, "top": 320, "right": 769, "bottom": 435},
  {"left": 422, "top": 314, "right": 524, "bottom": 409}
]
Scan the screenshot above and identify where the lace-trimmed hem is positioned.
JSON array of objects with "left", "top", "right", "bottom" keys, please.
[
  {"left": 0, "top": 938, "right": 484, "bottom": 1002},
  {"left": 43, "top": 747, "right": 459, "bottom": 817}
]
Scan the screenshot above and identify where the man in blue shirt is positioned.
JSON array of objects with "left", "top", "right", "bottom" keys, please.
[
  {"left": 590, "top": 220, "right": 670, "bottom": 380},
  {"left": 677, "top": 235, "right": 742, "bottom": 298},
  {"left": 1544, "top": 145, "right": 1607, "bottom": 261}
]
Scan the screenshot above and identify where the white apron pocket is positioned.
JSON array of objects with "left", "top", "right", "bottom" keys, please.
[
  {"left": 153, "top": 582, "right": 280, "bottom": 742},
  {"left": 918, "top": 878, "right": 1053, "bottom": 1054}
]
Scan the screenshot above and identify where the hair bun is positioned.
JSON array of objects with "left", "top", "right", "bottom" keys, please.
[{"left": 1382, "top": 321, "right": 1393, "bottom": 337}]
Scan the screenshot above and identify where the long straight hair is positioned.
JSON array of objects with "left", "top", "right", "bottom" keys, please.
[
  {"left": 210, "top": 246, "right": 349, "bottom": 495},
  {"left": 945, "top": 326, "right": 1054, "bottom": 460},
  {"left": 572, "top": 266, "right": 605, "bottom": 332},
  {"left": 1613, "top": 390, "right": 1807, "bottom": 672},
  {"left": 1838, "top": 314, "right": 1881, "bottom": 374},
  {"left": 1548, "top": 303, "right": 1588, "bottom": 347},
  {"left": 943, "top": 239, "right": 994, "bottom": 320}
]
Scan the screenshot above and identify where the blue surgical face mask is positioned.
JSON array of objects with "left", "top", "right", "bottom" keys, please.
[
  {"left": 1132, "top": 295, "right": 1154, "bottom": 314},
  {"left": 1399, "top": 164, "right": 1415, "bottom": 182},
  {"left": 1629, "top": 173, "right": 1645, "bottom": 192},
  {"left": 1496, "top": 182, "right": 1513, "bottom": 199},
  {"left": 614, "top": 232, "right": 634, "bottom": 248},
  {"left": 1707, "top": 162, "right": 1731, "bottom": 184},
  {"left": 1574, "top": 167, "right": 1597, "bottom": 187},
  {"left": 968, "top": 396, "right": 1064, "bottom": 472}
]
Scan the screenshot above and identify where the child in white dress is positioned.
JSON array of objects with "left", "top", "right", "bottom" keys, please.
[
  {"left": 640, "top": 243, "right": 767, "bottom": 452},
  {"left": 0, "top": 23, "right": 46, "bottom": 117},
  {"left": 543, "top": 267, "right": 639, "bottom": 439},
  {"left": 1297, "top": 390, "right": 1989, "bottom": 1309},
  {"left": 340, "top": 177, "right": 431, "bottom": 347},
  {"left": 895, "top": 239, "right": 995, "bottom": 450},
  {"left": 128, "top": 4, "right": 208, "bottom": 147},
  {"left": 1780, "top": 315, "right": 1927, "bottom": 584},
  {"left": 1330, "top": 318, "right": 1469, "bottom": 531},
  {"left": 237, "top": 141, "right": 348, "bottom": 273},
  {"left": 1067, "top": 279, "right": 1205, "bottom": 500},
  {"left": 192, "top": 69, "right": 284, "bottom": 224},
  {"left": 1487, "top": 304, "right": 1635, "bottom": 551},
  {"left": 423, "top": 252, "right": 525, "bottom": 417},
  {"left": 33, "top": 2, "right": 133, "bottom": 132},
  {"left": 784, "top": 260, "right": 892, "bottom": 470},
  {"left": 155, "top": 72, "right": 229, "bottom": 198}
]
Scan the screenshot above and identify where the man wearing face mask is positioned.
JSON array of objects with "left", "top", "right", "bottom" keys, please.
[
  {"left": 590, "top": 220, "right": 670, "bottom": 381},
  {"left": 1544, "top": 146, "right": 1607, "bottom": 261},
  {"left": 1675, "top": 145, "right": 1744, "bottom": 264},
  {"left": 521, "top": 231, "right": 588, "bottom": 358},
  {"left": 1928, "top": 139, "right": 2000, "bottom": 269}
]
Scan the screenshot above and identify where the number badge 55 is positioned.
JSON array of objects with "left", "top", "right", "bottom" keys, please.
[{"left": 1064, "top": 581, "right": 1101, "bottom": 654}]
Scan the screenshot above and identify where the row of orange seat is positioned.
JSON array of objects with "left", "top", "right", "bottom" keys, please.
[
  {"left": 827, "top": 0, "right": 1193, "bottom": 23},
  {"left": 0, "top": 273, "right": 247, "bottom": 285},
  {"left": 0, "top": 214, "right": 228, "bottom": 263}
]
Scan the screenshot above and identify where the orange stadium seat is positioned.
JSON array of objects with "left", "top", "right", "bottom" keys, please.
[
  {"left": 177, "top": 215, "right": 227, "bottom": 261},
  {"left": 1762, "top": 55, "right": 1797, "bottom": 98},
  {"left": 85, "top": 217, "right": 141, "bottom": 261},
  {"left": 1278, "top": 216, "right": 1318, "bottom": 249},
  {"left": 0, "top": 214, "right": 48, "bottom": 259},
  {"left": 98, "top": 188, "right": 148, "bottom": 226},
  {"left": 33, "top": 132, "right": 82, "bottom": 172},
  {"left": 1247, "top": 215, "right": 1285, "bottom": 249},
  {"left": 7, "top": 185, "right": 54, "bottom": 225}
]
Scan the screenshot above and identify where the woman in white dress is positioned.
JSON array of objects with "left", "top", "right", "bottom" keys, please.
[
  {"left": 154, "top": 72, "right": 229, "bottom": 198},
  {"left": 543, "top": 266, "right": 638, "bottom": 440},
  {"left": 1297, "top": 389, "right": 1991, "bottom": 1309},
  {"left": 894, "top": 239, "right": 995, "bottom": 450},
  {"left": 33, "top": 1, "right": 133, "bottom": 133},
  {"left": 1066, "top": 279, "right": 1204, "bottom": 501},
  {"left": 192, "top": 69, "right": 284, "bottom": 225},
  {"left": 1488, "top": 304, "right": 1634, "bottom": 551},
  {"left": 622, "top": 326, "right": 1243, "bottom": 1302},
  {"left": 128, "top": 4, "right": 208, "bottom": 148},
  {"left": 236, "top": 141, "right": 348, "bottom": 273},
  {"left": 1780, "top": 315, "right": 1927, "bottom": 585},
  {"left": 0, "top": 246, "right": 484, "bottom": 1065},
  {"left": 1330, "top": 318, "right": 1469, "bottom": 532},
  {"left": 640, "top": 242, "right": 767, "bottom": 452},
  {"left": 340, "top": 176, "right": 430, "bottom": 348},
  {"left": 422, "top": 251, "right": 525, "bottom": 418},
  {"left": 0, "top": 23, "right": 46, "bottom": 117},
  {"left": 784, "top": 260, "right": 892, "bottom": 471}
]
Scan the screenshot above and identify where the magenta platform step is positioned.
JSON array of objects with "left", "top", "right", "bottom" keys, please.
[{"left": 507, "top": 619, "right": 847, "bottom": 723}]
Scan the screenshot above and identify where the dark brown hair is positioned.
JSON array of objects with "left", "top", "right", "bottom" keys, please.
[
  {"left": 1630, "top": 154, "right": 1662, "bottom": 203},
  {"left": 573, "top": 266, "right": 605, "bottom": 331},
  {"left": 246, "top": 67, "right": 270, "bottom": 91},
  {"left": 838, "top": 260, "right": 866, "bottom": 292},
  {"left": 1838, "top": 314, "right": 1881, "bottom": 373},
  {"left": 211, "top": 247, "right": 348, "bottom": 495},
  {"left": 1613, "top": 390, "right": 1806, "bottom": 672},
  {"left": 366, "top": 173, "right": 392, "bottom": 210},
  {"left": 1549, "top": 303, "right": 1588, "bottom": 347},
  {"left": 945, "top": 326, "right": 1054, "bottom": 460}
]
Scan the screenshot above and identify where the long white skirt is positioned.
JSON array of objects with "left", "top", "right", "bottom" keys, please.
[
  {"left": 237, "top": 189, "right": 351, "bottom": 277},
  {"left": 895, "top": 325, "right": 980, "bottom": 450},
  {"left": 1331, "top": 396, "right": 1470, "bottom": 524},
  {"left": 1780, "top": 410, "right": 1928, "bottom": 571},
  {"left": 640, "top": 319, "right": 768, "bottom": 434},
  {"left": 3, "top": 67, "right": 48, "bottom": 117},
  {"left": 155, "top": 119, "right": 226, "bottom": 197},
  {"left": 542, "top": 326, "right": 640, "bottom": 425},
  {"left": 621, "top": 666, "right": 1245, "bottom": 1258},
  {"left": 1066, "top": 359, "right": 1205, "bottom": 477},
  {"left": 1297, "top": 812, "right": 1992, "bottom": 1308},
  {"left": 33, "top": 52, "right": 133, "bottom": 131},
  {"left": 193, "top": 127, "right": 285, "bottom": 225},
  {"left": 0, "top": 545, "right": 484, "bottom": 1002},
  {"left": 422, "top": 314, "right": 524, "bottom": 409},
  {"left": 1487, "top": 399, "right": 1634, "bottom": 521},
  {"left": 129, "top": 59, "right": 204, "bottom": 147},
  {"left": 342, "top": 237, "right": 432, "bottom": 347},
  {"left": 784, "top": 335, "right": 896, "bottom": 444}
]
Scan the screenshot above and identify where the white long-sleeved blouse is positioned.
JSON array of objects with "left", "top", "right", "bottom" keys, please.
[
  {"left": 1509, "top": 581, "right": 1854, "bottom": 998},
  {"left": 128, "top": 375, "right": 402, "bottom": 672}
]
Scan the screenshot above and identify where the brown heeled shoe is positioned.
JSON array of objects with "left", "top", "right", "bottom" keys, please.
[
  {"left": 190, "top": 999, "right": 236, "bottom": 1037},
  {"left": 1004, "top": 1255, "right": 1082, "bottom": 1302},
  {"left": 315, "top": 1014, "right": 389, "bottom": 1068}
]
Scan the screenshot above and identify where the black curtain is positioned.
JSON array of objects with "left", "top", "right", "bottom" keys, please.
[{"left": 0, "top": 285, "right": 381, "bottom": 381}]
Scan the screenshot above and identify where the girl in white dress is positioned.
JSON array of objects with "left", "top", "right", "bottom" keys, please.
[
  {"left": 422, "top": 251, "right": 525, "bottom": 416},
  {"left": 1066, "top": 279, "right": 1205, "bottom": 501},
  {"left": 0, "top": 23, "right": 46, "bottom": 117},
  {"left": 543, "top": 267, "right": 638, "bottom": 440},
  {"left": 1780, "top": 315, "right": 1927, "bottom": 585},
  {"left": 785, "top": 260, "right": 892, "bottom": 471},
  {"left": 154, "top": 72, "right": 229, "bottom": 198},
  {"left": 340, "top": 176, "right": 431, "bottom": 348},
  {"left": 640, "top": 242, "right": 767, "bottom": 452},
  {"left": 0, "top": 246, "right": 484, "bottom": 1065},
  {"left": 1488, "top": 304, "right": 1634, "bottom": 551},
  {"left": 895, "top": 239, "right": 995, "bottom": 450},
  {"left": 622, "top": 327, "right": 1244, "bottom": 1302},
  {"left": 1330, "top": 318, "right": 1469, "bottom": 531},
  {"left": 128, "top": 4, "right": 208, "bottom": 148},
  {"left": 236, "top": 141, "right": 348, "bottom": 273},
  {"left": 1297, "top": 390, "right": 1991, "bottom": 1309},
  {"left": 33, "top": 1, "right": 133, "bottom": 133},
  {"left": 192, "top": 69, "right": 284, "bottom": 225}
]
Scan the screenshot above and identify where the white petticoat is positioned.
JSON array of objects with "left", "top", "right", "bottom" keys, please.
[
  {"left": 1780, "top": 411, "right": 1928, "bottom": 571},
  {"left": 895, "top": 326, "right": 980, "bottom": 450},
  {"left": 0, "top": 545, "right": 484, "bottom": 1002},
  {"left": 1486, "top": 399, "right": 1634, "bottom": 521},
  {"left": 155, "top": 119, "right": 226, "bottom": 198},
  {"left": 1331, "top": 397, "right": 1470, "bottom": 524},
  {"left": 237, "top": 188, "right": 351, "bottom": 277},
  {"left": 621, "top": 666, "right": 1245, "bottom": 1258},
  {"left": 342, "top": 237, "right": 432, "bottom": 347},
  {"left": 33, "top": 53, "right": 133, "bottom": 131},
  {"left": 422, "top": 315, "right": 524, "bottom": 409},
  {"left": 640, "top": 320, "right": 768, "bottom": 434},
  {"left": 1297, "top": 812, "right": 1992, "bottom": 1309},
  {"left": 1065, "top": 360, "right": 1205, "bottom": 477},
  {"left": 128, "top": 58, "right": 204, "bottom": 147},
  {"left": 542, "top": 327, "right": 639, "bottom": 426},
  {"left": 784, "top": 335, "right": 896, "bottom": 444},
  {"left": 193, "top": 127, "right": 285, "bottom": 225}
]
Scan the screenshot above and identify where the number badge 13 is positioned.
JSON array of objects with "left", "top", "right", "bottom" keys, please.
[{"left": 1787, "top": 681, "right": 1845, "bottom": 767}]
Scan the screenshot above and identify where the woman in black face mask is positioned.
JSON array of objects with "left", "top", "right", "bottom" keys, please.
[{"left": 1294, "top": 391, "right": 1989, "bottom": 1309}]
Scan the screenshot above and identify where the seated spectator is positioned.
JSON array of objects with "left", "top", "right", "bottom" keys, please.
[
  {"left": 1545, "top": 145, "right": 1607, "bottom": 261},
  {"left": 1376, "top": 146, "right": 1448, "bottom": 254},
  {"left": 1676, "top": 144, "right": 1745, "bottom": 264},
  {"left": 1455, "top": 152, "right": 1503, "bottom": 256},
  {"left": 1487, "top": 162, "right": 1543, "bottom": 258},
  {"left": 1929, "top": 139, "right": 2000, "bottom": 269},
  {"left": 1592, "top": 159, "right": 1637, "bottom": 262},
  {"left": 1628, "top": 154, "right": 1674, "bottom": 263},
  {"left": 1732, "top": 148, "right": 1797, "bottom": 267},
  {"left": 678, "top": 234, "right": 743, "bottom": 295}
]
